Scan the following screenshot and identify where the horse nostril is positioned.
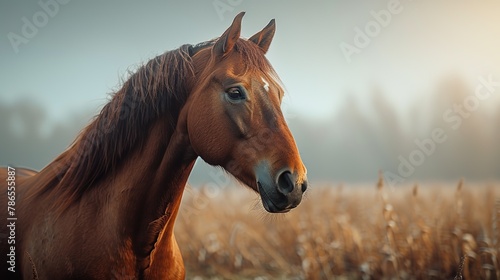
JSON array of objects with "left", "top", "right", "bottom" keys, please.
[
  {"left": 301, "top": 180, "right": 308, "bottom": 192},
  {"left": 277, "top": 171, "right": 294, "bottom": 195}
]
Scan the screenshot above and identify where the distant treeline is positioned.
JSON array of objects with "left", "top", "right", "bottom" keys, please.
[{"left": 1, "top": 76, "right": 499, "bottom": 184}]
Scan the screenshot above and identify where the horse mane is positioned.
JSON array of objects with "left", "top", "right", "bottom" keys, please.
[{"left": 35, "top": 44, "right": 195, "bottom": 205}]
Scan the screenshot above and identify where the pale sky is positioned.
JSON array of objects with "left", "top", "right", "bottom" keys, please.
[{"left": 2, "top": 0, "right": 500, "bottom": 123}]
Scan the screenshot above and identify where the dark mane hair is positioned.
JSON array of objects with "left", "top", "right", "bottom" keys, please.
[{"left": 36, "top": 44, "right": 194, "bottom": 205}]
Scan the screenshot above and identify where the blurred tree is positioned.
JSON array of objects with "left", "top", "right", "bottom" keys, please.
[
  {"left": 1, "top": 79, "right": 499, "bottom": 183},
  {"left": 427, "top": 77, "right": 494, "bottom": 180},
  {"left": 0, "top": 99, "right": 89, "bottom": 170}
]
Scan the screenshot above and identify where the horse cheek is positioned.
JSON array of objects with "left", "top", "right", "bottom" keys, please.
[{"left": 187, "top": 103, "right": 226, "bottom": 165}]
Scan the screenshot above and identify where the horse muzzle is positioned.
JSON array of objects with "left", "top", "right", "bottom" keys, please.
[{"left": 255, "top": 163, "right": 308, "bottom": 213}]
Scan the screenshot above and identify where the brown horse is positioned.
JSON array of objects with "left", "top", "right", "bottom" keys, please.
[{"left": 0, "top": 12, "right": 307, "bottom": 279}]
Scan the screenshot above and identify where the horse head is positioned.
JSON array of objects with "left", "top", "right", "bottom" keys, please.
[{"left": 184, "top": 12, "right": 308, "bottom": 213}]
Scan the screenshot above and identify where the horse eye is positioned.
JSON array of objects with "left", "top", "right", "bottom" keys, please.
[{"left": 226, "top": 87, "right": 246, "bottom": 101}]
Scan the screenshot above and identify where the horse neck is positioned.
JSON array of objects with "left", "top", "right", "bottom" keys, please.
[{"left": 102, "top": 115, "right": 196, "bottom": 266}]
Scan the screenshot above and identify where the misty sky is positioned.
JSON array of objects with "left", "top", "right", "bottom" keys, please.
[
  {"left": 2, "top": 1, "right": 500, "bottom": 184},
  {"left": 2, "top": 0, "right": 500, "bottom": 124}
]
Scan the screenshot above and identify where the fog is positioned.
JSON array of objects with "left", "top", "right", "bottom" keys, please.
[
  {"left": 2, "top": 0, "right": 500, "bottom": 185},
  {"left": 2, "top": 75, "right": 499, "bottom": 185}
]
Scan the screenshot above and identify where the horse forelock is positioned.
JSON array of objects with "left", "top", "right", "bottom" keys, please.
[{"left": 233, "top": 39, "right": 284, "bottom": 91}]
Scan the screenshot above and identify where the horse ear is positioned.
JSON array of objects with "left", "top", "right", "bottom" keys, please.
[
  {"left": 213, "top": 12, "right": 245, "bottom": 56},
  {"left": 248, "top": 19, "right": 276, "bottom": 54}
]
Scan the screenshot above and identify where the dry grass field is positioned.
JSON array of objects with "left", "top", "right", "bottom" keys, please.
[{"left": 175, "top": 177, "right": 499, "bottom": 279}]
